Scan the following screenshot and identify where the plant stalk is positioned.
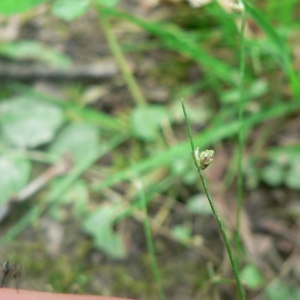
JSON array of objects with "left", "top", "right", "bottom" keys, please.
[
  {"left": 237, "top": 0, "right": 246, "bottom": 251},
  {"left": 135, "top": 178, "right": 165, "bottom": 300},
  {"left": 98, "top": 10, "right": 147, "bottom": 107},
  {"left": 181, "top": 100, "right": 246, "bottom": 300}
]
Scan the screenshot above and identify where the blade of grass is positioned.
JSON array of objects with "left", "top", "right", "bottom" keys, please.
[
  {"left": 116, "top": 175, "right": 220, "bottom": 263},
  {"left": 98, "top": 9, "right": 147, "bottom": 108},
  {"left": 243, "top": 1, "right": 300, "bottom": 98},
  {"left": 117, "top": 177, "right": 174, "bottom": 221},
  {"left": 133, "top": 169, "right": 165, "bottom": 300},
  {"left": 236, "top": 1, "right": 246, "bottom": 262},
  {"left": 181, "top": 99, "right": 245, "bottom": 300},
  {"left": 97, "top": 7, "right": 161, "bottom": 143},
  {"left": 98, "top": 7, "right": 237, "bottom": 85},
  {"left": 92, "top": 100, "right": 299, "bottom": 192}
]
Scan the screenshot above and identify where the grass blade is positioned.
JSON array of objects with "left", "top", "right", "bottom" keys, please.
[{"left": 244, "top": 1, "right": 300, "bottom": 98}]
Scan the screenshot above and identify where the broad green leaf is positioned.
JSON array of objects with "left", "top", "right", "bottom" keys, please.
[
  {"left": 83, "top": 204, "right": 126, "bottom": 259},
  {"left": 285, "top": 159, "right": 300, "bottom": 190},
  {"left": 96, "top": 0, "right": 120, "bottom": 8},
  {"left": 0, "top": 0, "right": 48, "bottom": 15},
  {"left": 0, "top": 97, "right": 64, "bottom": 148},
  {"left": 51, "top": 0, "right": 90, "bottom": 21},
  {"left": 131, "top": 105, "right": 170, "bottom": 141},
  {"left": 240, "top": 265, "right": 263, "bottom": 289},
  {"left": 0, "top": 40, "right": 71, "bottom": 68},
  {"left": 49, "top": 123, "right": 101, "bottom": 163},
  {"left": 172, "top": 225, "right": 191, "bottom": 244},
  {"left": 261, "top": 162, "right": 284, "bottom": 187},
  {"left": 187, "top": 194, "right": 212, "bottom": 215},
  {"left": 266, "top": 146, "right": 300, "bottom": 190},
  {"left": 11, "top": 86, "right": 125, "bottom": 131},
  {"left": 0, "top": 156, "right": 31, "bottom": 205},
  {"left": 267, "top": 282, "right": 300, "bottom": 300}
]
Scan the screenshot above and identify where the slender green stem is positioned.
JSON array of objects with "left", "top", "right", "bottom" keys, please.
[
  {"left": 237, "top": 0, "right": 246, "bottom": 248},
  {"left": 98, "top": 10, "right": 147, "bottom": 107},
  {"left": 136, "top": 178, "right": 165, "bottom": 300},
  {"left": 181, "top": 100, "right": 246, "bottom": 300}
]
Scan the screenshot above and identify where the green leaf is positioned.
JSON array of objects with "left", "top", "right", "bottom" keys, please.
[
  {"left": 131, "top": 105, "right": 170, "bottom": 141},
  {"left": 0, "top": 40, "right": 72, "bottom": 68},
  {"left": 285, "top": 159, "right": 300, "bottom": 190},
  {"left": 0, "top": 156, "right": 31, "bottom": 205},
  {"left": 0, "top": 0, "right": 48, "bottom": 15},
  {"left": 240, "top": 264, "right": 263, "bottom": 289},
  {"left": 187, "top": 194, "right": 212, "bottom": 215},
  {"left": 265, "top": 146, "right": 300, "bottom": 190},
  {"left": 49, "top": 123, "right": 101, "bottom": 163},
  {"left": 267, "top": 282, "right": 300, "bottom": 300},
  {"left": 96, "top": 0, "right": 120, "bottom": 8},
  {"left": 83, "top": 204, "right": 126, "bottom": 259},
  {"left": 0, "top": 97, "right": 64, "bottom": 148},
  {"left": 172, "top": 225, "right": 191, "bottom": 244},
  {"left": 51, "top": 0, "right": 90, "bottom": 21},
  {"left": 261, "top": 162, "right": 284, "bottom": 187}
]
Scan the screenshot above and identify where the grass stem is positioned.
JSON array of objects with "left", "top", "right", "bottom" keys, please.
[
  {"left": 135, "top": 178, "right": 165, "bottom": 300},
  {"left": 181, "top": 100, "right": 246, "bottom": 300},
  {"left": 98, "top": 10, "right": 147, "bottom": 107},
  {"left": 237, "top": 0, "right": 246, "bottom": 251}
]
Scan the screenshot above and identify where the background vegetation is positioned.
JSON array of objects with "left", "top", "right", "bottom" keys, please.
[{"left": 0, "top": 0, "right": 300, "bottom": 299}]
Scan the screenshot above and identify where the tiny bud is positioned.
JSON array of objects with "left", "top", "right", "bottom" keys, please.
[{"left": 198, "top": 149, "right": 214, "bottom": 170}]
